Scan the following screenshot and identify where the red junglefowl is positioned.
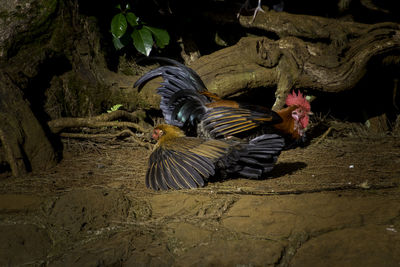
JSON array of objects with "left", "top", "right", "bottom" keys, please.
[
  {"left": 146, "top": 124, "right": 285, "bottom": 190},
  {"left": 134, "top": 57, "right": 311, "bottom": 147}
]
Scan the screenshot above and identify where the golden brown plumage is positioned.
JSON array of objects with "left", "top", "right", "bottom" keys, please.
[
  {"left": 147, "top": 124, "right": 231, "bottom": 190},
  {"left": 273, "top": 105, "right": 300, "bottom": 140},
  {"left": 199, "top": 106, "right": 279, "bottom": 138},
  {"left": 146, "top": 124, "right": 285, "bottom": 190}
]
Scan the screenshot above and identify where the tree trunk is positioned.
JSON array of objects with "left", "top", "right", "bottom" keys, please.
[{"left": 0, "top": 72, "right": 57, "bottom": 176}]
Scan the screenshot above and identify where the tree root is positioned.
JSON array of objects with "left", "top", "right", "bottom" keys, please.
[
  {"left": 188, "top": 9, "right": 400, "bottom": 109},
  {"left": 48, "top": 110, "right": 154, "bottom": 150},
  {"left": 0, "top": 72, "right": 57, "bottom": 177},
  {"left": 60, "top": 129, "right": 153, "bottom": 150},
  {"left": 48, "top": 110, "right": 150, "bottom": 134},
  {"left": 0, "top": 128, "right": 27, "bottom": 177}
]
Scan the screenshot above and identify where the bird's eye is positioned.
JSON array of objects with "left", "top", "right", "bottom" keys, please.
[
  {"left": 292, "top": 109, "right": 304, "bottom": 117},
  {"left": 152, "top": 129, "right": 161, "bottom": 140}
]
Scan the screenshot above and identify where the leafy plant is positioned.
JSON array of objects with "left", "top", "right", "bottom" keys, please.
[
  {"left": 107, "top": 104, "right": 123, "bottom": 113},
  {"left": 111, "top": 4, "right": 170, "bottom": 56}
]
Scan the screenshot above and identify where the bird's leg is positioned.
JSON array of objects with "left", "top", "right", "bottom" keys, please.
[
  {"left": 251, "top": 0, "right": 265, "bottom": 23},
  {"left": 237, "top": 0, "right": 265, "bottom": 23}
]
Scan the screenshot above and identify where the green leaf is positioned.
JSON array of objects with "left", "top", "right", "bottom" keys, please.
[
  {"left": 111, "top": 13, "right": 127, "bottom": 38},
  {"left": 131, "top": 28, "right": 153, "bottom": 56},
  {"left": 108, "top": 104, "right": 123, "bottom": 113},
  {"left": 126, "top": 12, "right": 138, "bottom": 27},
  {"left": 112, "top": 36, "right": 124, "bottom": 50},
  {"left": 125, "top": 3, "right": 131, "bottom": 10},
  {"left": 115, "top": 4, "right": 121, "bottom": 10},
  {"left": 144, "top": 26, "right": 170, "bottom": 48}
]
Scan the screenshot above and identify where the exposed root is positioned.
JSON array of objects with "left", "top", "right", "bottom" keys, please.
[
  {"left": 48, "top": 110, "right": 150, "bottom": 134},
  {"left": 60, "top": 129, "right": 153, "bottom": 150},
  {"left": 47, "top": 110, "right": 154, "bottom": 150}
]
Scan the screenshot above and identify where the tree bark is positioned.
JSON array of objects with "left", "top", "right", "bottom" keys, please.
[
  {"left": 0, "top": 72, "right": 57, "bottom": 176},
  {"left": 188, "top": 10, "right": 400, "bottom": 109}
]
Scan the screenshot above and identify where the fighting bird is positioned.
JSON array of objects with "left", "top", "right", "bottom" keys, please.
[
  {"left": 146, "top": 124, "right": 285, "bottom": 190},
  {"left": 134, "top": 57, "right": 311, "bottom": 146}
]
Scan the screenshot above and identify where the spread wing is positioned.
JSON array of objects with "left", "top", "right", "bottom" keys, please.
[
  {"left": 146, "top": 138, "right": 230, "bottom": 190},
  {"left": 200, "top": 106, "right": 282, "bottom": 138}
]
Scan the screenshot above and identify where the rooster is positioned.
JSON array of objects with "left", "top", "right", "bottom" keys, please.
[
  {"left": 134, "top": 57, "right": 311, "bottom": 146},
  {"left": 146, "top": 124, "right": 284, "bottom": 190}
]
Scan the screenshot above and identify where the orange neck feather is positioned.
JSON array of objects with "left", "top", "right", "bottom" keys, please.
[
  {"left": 273, "top": 105, "right": 300, "bottom": 140},
  {"left": 156, "top": 124, "right": 185, "bottom": 145}
]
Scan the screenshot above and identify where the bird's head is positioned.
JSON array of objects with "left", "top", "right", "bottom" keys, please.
[
  {"left": 152, "top": 128, "right": 163, "bottom": 141},
  {"left": 152, "top": 124, "right": 185, "bottom": 142},
  {"left": 285, "top": 91, "right": 312, "bottom": 136}
]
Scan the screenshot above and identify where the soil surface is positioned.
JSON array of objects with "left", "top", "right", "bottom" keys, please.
[{"left": 1, "top": 131, "right": 400, "bottom": 266}]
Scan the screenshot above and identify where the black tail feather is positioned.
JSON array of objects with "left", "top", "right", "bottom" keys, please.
[
  {"left": 229, "top": 134, "right": 285, "bottom": 179},
  {"left": 134, "top": 57, "right": 207, "bottom": 92},
  {"left": 134, "top": 57, "right": 210, "bottom": 128}
]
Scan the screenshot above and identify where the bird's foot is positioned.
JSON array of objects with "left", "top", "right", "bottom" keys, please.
[
  {"left": 250, "top": 1, "right": 265, "bottom": 23},
  {"left": 237, "top": 0, "right": 265, "bottom": 23}
]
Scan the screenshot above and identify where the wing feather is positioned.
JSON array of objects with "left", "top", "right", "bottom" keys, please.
[
  {"left": 154, "top": 159, "right": 169, "bottom": 190},
  {"left": 162, "top": 151, "right": 186, "bottom": 189},
  {"left": 147, "top": 161, "right": 159, "bottom": 190},
  {"left": 201, "top": 106, "right": 278, "bottom": 138},
  {"left": 145, "top": 163, "right": 152, "bottom": 189},
  {"left": 178, "top": 151, "right": 215, "bottom": 177},
  {"left": 159, "top": 157, "right": 180, "bottom": 190},
  {"left": 168, "top": 156, "right": 198, "bottom": 188},
  {"left": 146, "top": 137, "right": 229, "bottom": 190}
]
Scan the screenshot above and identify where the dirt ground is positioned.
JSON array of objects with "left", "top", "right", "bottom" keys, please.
[{"left": 1, "top": 126, "right": 400, "bottom": 266}]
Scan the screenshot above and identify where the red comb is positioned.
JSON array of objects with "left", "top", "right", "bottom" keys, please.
[{"left": 285, "top": 91, "right": 311, "bottom": 111}]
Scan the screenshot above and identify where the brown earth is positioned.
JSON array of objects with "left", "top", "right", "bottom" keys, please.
[{"left": 0, "top": 129, "right": 400, "bottom": 266}]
